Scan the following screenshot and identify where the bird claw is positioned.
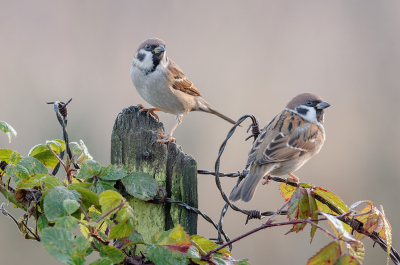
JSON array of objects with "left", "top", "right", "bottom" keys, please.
[
  {"left": 138, "top": 106, "right": 160, "bottom": 122},
  {"left": 156, "top": 132, "right": 176, "bottom": 144},
  {"left": 262, "top": 174, "right": 271, "bottom": 185},
  {"left": 286, "top": 173, "right": 300, "bottom": 183}
]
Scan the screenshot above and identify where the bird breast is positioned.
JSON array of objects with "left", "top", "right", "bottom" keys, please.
[{"left": 130, "top": 65, "right": 195, "bottom": 115}]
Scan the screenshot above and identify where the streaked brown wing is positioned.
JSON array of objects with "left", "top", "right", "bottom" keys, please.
[
  {"left": 168, "top": 60, "right": 201, "bottom": 97},
  {"left": 245, "top": 115, "right": 278, "bottom": 168},
  {"left": 251, "top": 110, "right": 319, "bottom": 166}
]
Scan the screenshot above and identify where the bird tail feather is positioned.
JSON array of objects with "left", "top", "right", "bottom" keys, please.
[
  {"left": 197, "top": 99, "right": 237, "bottom": 125},
  {"left": 229, "top": 164, "right": 272, "bottom": 202}
]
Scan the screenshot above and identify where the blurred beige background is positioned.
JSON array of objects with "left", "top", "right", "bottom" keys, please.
[{"left": 1, "top": 1, "right": 400, "bottom": 264}]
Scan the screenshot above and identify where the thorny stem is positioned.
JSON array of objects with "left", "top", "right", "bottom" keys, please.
[
  {"left": 204, "top": 202, "right": 370, "bottom": 260},
  {"left": 96, "top": 200, "right": 126, "bottom": 223},
  {"left": 205, "top": 202, "right": 288, "bottom": 259},
  {"left": 79, "top": 205, "right": 90, "bottom": 221},
  {"left": 90, "top": 230, "right": 109, "bottom": 245},
  {"left": 48, "top": 146, "right": 67, "bottom": 171},
  {"left": 0, "top": 203, "right": 40, "bottom": 242}
]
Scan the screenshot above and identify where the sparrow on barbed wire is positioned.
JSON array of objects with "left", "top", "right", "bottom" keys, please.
[
  {"left": 229, "top": 93, "right": 330, "bottom": 202},
  {"left": 130, "top": 38, "right": 237, "bottom": 143}
]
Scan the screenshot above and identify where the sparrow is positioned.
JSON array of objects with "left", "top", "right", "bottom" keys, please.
[
  {"left": 130, "top": 38, "right": 237, "bottom": 143},
  {"left": 229, "top": 93, "right": 330, "bottom": 202}
]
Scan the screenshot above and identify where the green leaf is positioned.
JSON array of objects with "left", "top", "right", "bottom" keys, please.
[
  {"left": 355, "top": 206, "right": 379, "bottom": 240},
  {"left": 37, "top": 214, "right": 50, "bottom": 232},
  {"left": 334, "top": 254, "right": 360, "bottom": 265},
  {"left": 99, "top": 246, "right": 125, "bottom": 264},
  {"left": 307, "top": 241, "right": 341, "bottom": 265},
  {"left": 115, "top": 230, "right": 144, "bottom": 250},
  {"left": 17, "top": 173, "right": 63, "bottom": 191},
  {"left": 99, "top": 190, "right": 124, "bottom": 214},
  {"left": 71, "top": 235, "right": 91, "bottom": 265},
  {"left": 44, "top": 186, "right": 81, "bottom": 221},
  {"left": 187, "top": 246, "right": 202, "bottom": 262},
  {"left": 346, "top": 241, "right": 364, "bottom": 264},
  {"left": 89, "top": 259, "right": 113, "bottom": 265},
  {"left": 0, "top": 149, "right": 13, "bottom": 163},
  {"left": 152, "top": 224, "right": 191, "bottom": 246},
  {"left": 286, "top": 187, "right": 309, "bottom": 234},
  {"left": 191, "top": 235, "right": 230, "bottom": 255},
  {"left": 0, "top": 120, "right": 17, "bottom": 143},
  {"left": 92, "top": 180, "right": 118, "bottom": 195},
  {"left": 41, "top": 227, "right": 90, "bottom": 265},
  {"left": 147, "top": 225, "right": 192, "bottom": 265},
  {"left": 67, "top": 182, "right": 92, "bottom": 189},
  {"left": 15, "top": 164, "right": 30, "bottom": 180},
  {"left": 312, "top": 187, "right": 348, "bottom": 214},
  {"left": 63, "top": 199, "right": 80, "bottom": 214},
  {"left": 85, "top": 246, "right": 94, "bottom": 257},
  {"left": 76, "top": 160, "right": 102, "bottom": 179},
  {"left": 147, "top": 245, "right": 189, "bottom": 265},
  {"left": 46, "top": 140, "right": 66, "bottom": 153},
  {"left": 10, "top": 151, "right": 22, "bottom": 164},
  {"left": 70, "top": 187, "right": 100, "bottom": 211},
  {"left": 100, "top": 164, "right": 127, "bottom": 181},
  {"left": 87, "top": 207, "right": 102, "bottom": 221},
  {"left": 71, "top": 140, "right": 93, "bottom": 165},
  {"left": 55, "top": 216, "right": 78, "bottom": 229},
  {"left": 122, "top": 172, "right": 159, "bottom": 201},
  {"left": 15, "top": 157, "right": 48, "bottom": 175},
  {"left": 28, "top": 140, "right": 65, "bottom": 169},
  {"left": 29, "top": 149, "right": 59, "bottom": 169},
  {"left": 279, "top": 182, "right": 314, "bottom": 201},
  {"left": 309, "top": 191, "right": 319, "bottom": 243},
  {"left": 72, "top": 144, "right": 83, "bottom": 155},
  {"left": 109, "top": 206, "right": 136, "bottom": 239}
]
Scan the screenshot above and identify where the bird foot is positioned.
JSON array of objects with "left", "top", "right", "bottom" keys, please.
[
  {"left": 262, "top": 174, "right": 271, "bottom": 185},
  {"left": 137, "top": 105, "right": 161, "bottom": 122},
  {"left": 156, "top": 132, "right": 176, "bottom": 144},
  {"left": 286, "top": 173, "right": 300, "bottom": 183}
]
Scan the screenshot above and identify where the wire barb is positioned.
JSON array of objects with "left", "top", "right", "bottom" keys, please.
[{"left": 245, "top": 116, "right": 261, "bottom": 141}]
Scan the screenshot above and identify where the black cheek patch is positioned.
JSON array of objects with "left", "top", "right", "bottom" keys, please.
[
  {"left": 297, "top": 107, "right": 309, "bottom": 115},
  {"left": 148, "top": 53, "right": 162, "bottom": 74},
  {"left": 136, "top": 53, "right": 145, "bottom": 62}
]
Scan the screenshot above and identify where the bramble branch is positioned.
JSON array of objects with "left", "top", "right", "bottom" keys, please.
[
  {"left": 96, "top": 200, "right": 126, "bottom": 223},
  {"left": 0, "top": 203, "right": 40, "bottom": 241}
]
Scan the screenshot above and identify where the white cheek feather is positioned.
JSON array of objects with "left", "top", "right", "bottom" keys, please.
[
  {"left": 296, "top": 106, "right": 319, "bottom": 124},
  {"left": 132, "top": 50, "right": 154, "bottom": 71},
  {"left": 159, "top": 52, "right": 168, "bottom": 68}
]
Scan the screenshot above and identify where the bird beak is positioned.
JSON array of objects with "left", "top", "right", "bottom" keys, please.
[
  {"left": 316, "top": 101, "right": 331, "bottom": 109},
  {"left": 154, "top": 45, "right": 165, "bottom": 54}
]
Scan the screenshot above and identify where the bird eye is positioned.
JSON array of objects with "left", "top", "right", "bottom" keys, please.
[
  {"left": 306, "top": 100, "right": 312, "bottom": 106},
  {"left": 145, "top": 44, "right": 151, "bottom": 49}
]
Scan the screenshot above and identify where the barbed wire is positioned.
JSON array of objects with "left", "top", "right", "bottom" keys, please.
[{"left": 46, "top": 98, "right": 74, "bottom": 175}]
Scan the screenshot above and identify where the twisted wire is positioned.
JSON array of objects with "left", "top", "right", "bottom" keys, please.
[{"left": 46, "top": 98, "right": 73, "bottom": 175}]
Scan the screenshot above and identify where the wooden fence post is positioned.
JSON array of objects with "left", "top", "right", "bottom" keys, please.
[{"left": 111, "top": 106, "right": 198, "bottom": 242}]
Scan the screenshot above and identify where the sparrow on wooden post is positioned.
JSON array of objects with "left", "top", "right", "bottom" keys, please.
[
  {"left": 229, "top": 93, "right": 330, "bottom": 202},
  {"left": 130, "top": 38, "right": 237, "bottom": 143}
]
